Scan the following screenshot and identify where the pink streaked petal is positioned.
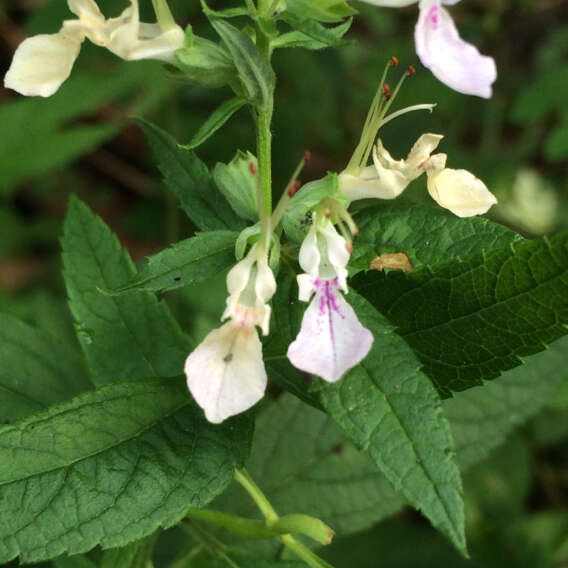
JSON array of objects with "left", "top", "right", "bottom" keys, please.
[
  {"left": 415, "top": 2, "right": 497, "bottom": 98},
  {"left": 287, "top": 281, "right": 373, "bottom": 382},
  {"left": 185, "top": 321, "right": 267, "bottom": 423}
]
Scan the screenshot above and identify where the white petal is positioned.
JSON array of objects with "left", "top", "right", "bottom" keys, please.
[
  {"left": 405, "top": 133, "right": 444, "bottom": 170},
  {"left": 287, "top": 281, "right": 374, "bottom": 382},
  {"left": 415, "top": 2, "right": 497, "bottom": 98},
  {"left": 185, "top": 321, "right": 267, "bottom": 423},
  {"left": 4, "top": 31, "right": 83, "bottom": 97},
  {"left": 320, "top": 221, "right": 349, "bottom": 292},
  {"left": 298, "top": 225, "right": 321, "bottom": 278},
  {"left": 426, "top": 168, "right": 497, "bottom": 217},
  {"left": 226, "top": 251, "right": 255, "bottom": 298},
  {"left": 124, "top": 26, "right": 185, "bottom": 62},
  {"left": 297, "top": 274, "right": 315, "bottom": 302},
  {"left": 255, "top": 255, "right": 277, "bottom": 306},
  {"left": 67, "top": 0, "right": 103, "bottom": 19},
  {"left": 372, "top": 146, "right": 414, "bottom": 197}
]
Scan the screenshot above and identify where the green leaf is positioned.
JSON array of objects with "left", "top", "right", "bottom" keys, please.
[
  {"left": 350, "top": 203, "right": 522, "bottom": 270},
  {"left": 285, "top": 0, "right": 356, "bottom": 23},
  {"left": 282, "top": 173, "right": 339, "bottom": 242},
  {"left": 53, "top": 554, "right": 97, "bottom": 568},
  {"left": 109, "top": 231, "right": 238, "bottom": 295},
  {"left": 136, "top": 118, "right": 243, "bottom": 231},
  {"left": 183, "top": 98, "right": 247, "bottom": 150},
  {"left": 0, "top": 379, "right": 252, "bottom": 564},
  {"left": 445, "top": 336, "right": 568, "bottom": 470},
  {"left": 278, "top": 14, "right": 352, "bottom": 49},
  {"left": 317, "top": 293, "right": 466, "bottom": 555},
  {"left": 213, "top": 151, "right": 259, "bottom": 221},
  {"left": 219, "top": 393, "right": 404, "bottom": 536},
  {"left": 0, "top": 313, "right": 90, "bottom": 422},
  {"left": 210, "top": 19, "right": 275, "bottom": 110},
  {"left": 62, "top": 196, "right": 190, "bottom": 385},
  {"left": 352, "top": 230, "right": 568, "bottom": 395},
  {"left": 100, "top": 536, "right": 156, "bottom": 568}
]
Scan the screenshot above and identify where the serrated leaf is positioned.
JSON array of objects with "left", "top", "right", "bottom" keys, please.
[
  {"left": 183, "top": 98, "right": 247, "bottom": 150},
  {"left": 210, "top": 19, "right": 275, "bottom": 110},
  {"left": 136, "top": 118, "right": 243, "bottom": 231},
  {"left": 350, "top": 203, "right": 522, "bottom": 270},
  {"left": 0, "top": 313, "right": 90, "bottom": 422},
  {"left": 352, "top": 230, "right": 568, "bottom": 395},
  {"left": 317, "top": 292, "right": 466, "bottom": 555},
  {"left": 109, "top": 231, "right": 237, "bottom": 295},
  {"left": 285, "top": 0, "right": 357, "bottom": 22},
  {"left": 220, "top": 393, "right": 404, "bottom": 536},
  {"left": 0, "top": 379, "right": 252, "bottom": 564},
  {"left": 279, "top": 14, "right": 352, "bottom": 48},
  {"left": 445, "top": 336, "right": 568, "bottom": 470},
  {"left": 62, "top": 196, "right": 190, "bottom": 385}
]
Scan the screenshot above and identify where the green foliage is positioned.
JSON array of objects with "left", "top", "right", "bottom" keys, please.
[
  {"left": 276, "top": 15, "right": 352, "bottom": 50},
  {"left": 219, "top": 393, "right": 404, "bottom": 536},
  {"left": 210, "top": 19, "right": 276, "bottom": 111},
  {"left": 0, "top": 64, "right": 172, "bottom": 195},
  {"left": 285, "top": 0, "right": 356, "bottom": 23},
  {"left": 62, "top": 196, "right": 190, "bottom": 385},
  {"left": 350, "top": 203, "right": 523, "bottom": 269},
  {"left": 0, "top": 313, "right": 90, "bottom": 422},
  {"left": 0, "top": 379, "right": 252, "bottom": 564},
  {"left": 352, "top": 230, "right": 568, "bottom": 395},
  {"left": 110, "top": 231, "right": 238, "bottom": 295},
  {"left": 213, "top": 151, "right": 260, "bottom": 221},
  {"left": 136, "top": 118, "right": 244, "bottom": 231},
  {"left": 317, "top": 293, "right": 466, "bottom": 555},
  {"left": 183, "top": 98, "right": 248, "bottom": 150}
]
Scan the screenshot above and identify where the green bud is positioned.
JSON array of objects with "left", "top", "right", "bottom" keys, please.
[
  {"left": 175, "top": 36, "right": 237, "bottom": 88},
  {"left": 213, "top": 150, "right": 259, "bottom": 221}
]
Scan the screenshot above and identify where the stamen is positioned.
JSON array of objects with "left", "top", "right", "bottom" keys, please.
[
  {"left": 380, "top": 103, "right": 436, "bottom": 128},
  {"left": 288, "top": 180, "right": 301, "bottom": 197},
  {"left": 408, "top": 65, "right": 416, "bottom": 77},
  {"left": 249, "top": 162, "right": 257, "bottom": 175},
  {"left": 390, "top": 56, "right": 399, "bottom": 67}
]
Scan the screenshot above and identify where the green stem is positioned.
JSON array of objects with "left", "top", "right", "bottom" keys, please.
[
  {"left": 182, "top": 521, "right": 240, "bottom": 568},
  {"left": 186, "top": 507, "right": 278, "bottom": 539},
  {"left": 234, "top": 469, "right": 278, "bottom": 521}
]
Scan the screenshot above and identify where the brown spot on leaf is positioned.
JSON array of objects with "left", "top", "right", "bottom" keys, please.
[{"left": 370, "top": 252, "right": 413, "bottom": 273}]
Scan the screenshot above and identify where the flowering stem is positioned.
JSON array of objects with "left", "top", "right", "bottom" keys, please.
[{"left": 234, "top": 469, "right": 335, "bottom": 568}]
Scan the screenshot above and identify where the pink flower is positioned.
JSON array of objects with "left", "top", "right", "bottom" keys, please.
[
  {"left": 359, "top": 0, "right": 497, "bottom": 98},
  {"left": 287, "top": 217, "right": 373, "bottom": 382}
]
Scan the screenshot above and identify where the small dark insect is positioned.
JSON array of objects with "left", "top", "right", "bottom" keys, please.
[
  {"left": 173, "top": 276, "right": 181, "bottom": 281},
  {"left": 223, "top": 353, "right": 234, "bottom": 363},
  {"left": 331, "top": 443, "right": 344, "bottom": 455},
  {"left": 299, "top": 211, "right": 313, "bottom": 229}
]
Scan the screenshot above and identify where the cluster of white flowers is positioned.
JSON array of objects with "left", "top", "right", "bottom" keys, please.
[{"left": 3, "top": 0, "right": 499, "bottom": 424}]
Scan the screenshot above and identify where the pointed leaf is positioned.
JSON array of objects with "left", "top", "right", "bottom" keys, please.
[
  {"left": 0, "top": 379, "right": 252, "bottom": 564},
  {"left": 109, "top": 231, "right": 237, "bottom": 295},
  {"left": 136, "top": 118, "right": 243, "bottom": 231},
  {"left": 182, "top": 98, "right": 247, "bottom": 150},
  {"left": 352, "top": 230, "right": 568, "bottom": 395},
  {"left": 210, "top": 19, "right": 275, "bottom": 111},
  {"left": 62, "top": 196, "right": 190, "bottom": 385},
  {"left": 317, "top": 292, "right": 466, "bottom": 555}
]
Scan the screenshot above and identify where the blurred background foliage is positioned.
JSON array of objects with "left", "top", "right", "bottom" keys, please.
[{"left": 1, "top": 0, "right": 568, "bottom": 566}]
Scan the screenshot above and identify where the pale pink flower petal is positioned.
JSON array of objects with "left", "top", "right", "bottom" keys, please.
[
  {"left": 287, "top": 279, "right": 373, "bottom": 382},
  {"left": 185, "top": 321, "right": 267, "bottom": 424},
  {"left": 415, "top": 1, "right": 497, "bottom": 98}
]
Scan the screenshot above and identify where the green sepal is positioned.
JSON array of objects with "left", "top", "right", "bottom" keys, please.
[
  {"left": 213, "top": 150, "right": 259, "bottom": 221},
  {"left": 175, "top": 36, "right": 237, "bottom": 89},
  {"left": 282, "top": 172, "right": 340, "bottom": 242}
]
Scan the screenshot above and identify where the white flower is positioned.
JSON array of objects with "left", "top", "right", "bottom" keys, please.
[
  {"left": 338, "top": 133, "right": 443, "bottom": 201},
  {"left": 287, "top": 217, "right": 373, "bottom": 382},
  {"left": 358, "top": 0, "right": 497, "bottom": 98},
  {"left": 4, "top": 0, "right": 185, "bottom": 97},
  {"left": 341, "top": 133, "right": 497, "bottom": 217},
  {"left": 184, "top": 244, "right": 276, "bottom": 424}
]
